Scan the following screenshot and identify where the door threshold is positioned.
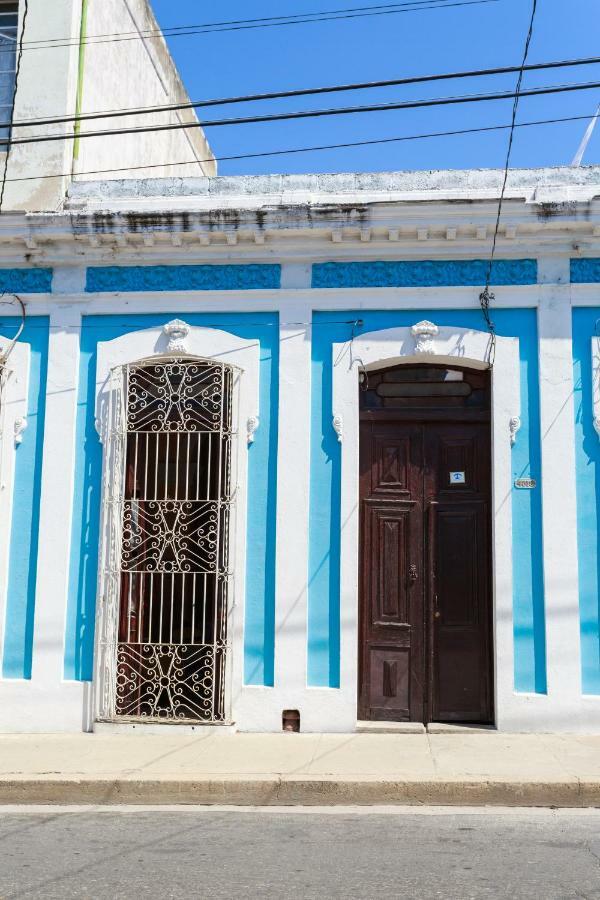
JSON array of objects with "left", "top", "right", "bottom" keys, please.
[
  {"left": 426, "top": 722, "right": 496, "bottom": 734},
  {"left": 356, "top": 721, "right": 426, "bottom": 734}
]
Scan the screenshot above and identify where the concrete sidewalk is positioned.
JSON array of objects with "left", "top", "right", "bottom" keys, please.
[{"left": 0, "top": 731, "right": 599, "bottom": 807}]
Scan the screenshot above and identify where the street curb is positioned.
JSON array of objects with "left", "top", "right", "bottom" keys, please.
[{"left": 0, "top": 777, "right": 599, "bottom": 807}]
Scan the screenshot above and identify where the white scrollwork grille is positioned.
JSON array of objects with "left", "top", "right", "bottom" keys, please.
[{"left": 96, "top": 358, "right": 234, "bottom": 723}]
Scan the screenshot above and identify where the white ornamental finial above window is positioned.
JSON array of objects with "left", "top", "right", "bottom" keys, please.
[
  {"left": 163, "top": 319, "right": 190, "bottom": 354},
  {"left": 411, "top": 320, "right": 439, "bottom": 354}
]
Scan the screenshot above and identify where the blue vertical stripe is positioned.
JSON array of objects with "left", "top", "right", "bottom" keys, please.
[
  {"left": 2, "top": 317, "right": 49, "bottom": 679},
  {"left": 512, "top": 311, "right": 546, "bottom": 693},
  {"left": 308, "top": 309, "right": 546, "bottom": 693},
  {"left": 64, "top": 313, "right": 278, "bottom": 686},
  {"left": 572, "top": 308, "right": 600, "bottom": 694}
]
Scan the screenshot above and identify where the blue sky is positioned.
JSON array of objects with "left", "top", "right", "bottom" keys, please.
[{"left": 151, "top": 0, "right": 600, "bottom": 175}]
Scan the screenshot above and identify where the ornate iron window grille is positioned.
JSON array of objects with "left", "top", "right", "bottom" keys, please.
[{"left": 95, "top": 357, "right": 236, "bottom": 724}]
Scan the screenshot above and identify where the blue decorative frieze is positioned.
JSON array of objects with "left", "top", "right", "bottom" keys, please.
[
  {"left": 0, "top": 268, "right": 52, "bottom": 293},
  {"left": 311, "top": 259, "right": 537, "bottom": 288},
  {"left": 86, "top": 264, "right": 281, "bottom": 293},
  {"left": 571, "top": 259, "right": 600, "bottom": 283}
]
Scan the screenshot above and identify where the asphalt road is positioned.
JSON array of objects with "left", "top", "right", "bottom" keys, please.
[{"left": 0, "top": 806, "right": 599, "bottom": 899}]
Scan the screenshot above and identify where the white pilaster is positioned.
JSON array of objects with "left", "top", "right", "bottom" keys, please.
[
  {"left": 274, "top": 264, "right": 312, "bottom": 691},
  {"left": 51, "top": 266, "right": 87, "bottom": 295},
  {"left": 31, "top": 305, "right": 82, "bottom": 685},
  {"left": 537, "top": 257, "right": 582, "bottom": 710}
]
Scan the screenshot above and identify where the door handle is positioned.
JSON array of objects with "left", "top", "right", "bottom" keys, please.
[{"left": 408, "top": 564, "right": 418, "bottom": 582}]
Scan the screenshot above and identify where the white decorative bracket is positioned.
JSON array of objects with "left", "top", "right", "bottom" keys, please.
[
  {"left": 592, "top": 339, "right": 600, "bottom": 439},
  {"left": 13, "top": 416, "right": 27, "bottom": 446},
  {"left": 247, "top": 415, "right": 259, "bottom": 444},
  {"left": 509, "top": 416, "right": 521, "bottom": 447},
  {"left": 162, "top": 319, "right": 190, "bottom": 354},
  {"left": 411, "top": 320, "right": 439, "bottom": 354},
  {"left": 332, "top": 414, "right": 343, "bottom": 443}
]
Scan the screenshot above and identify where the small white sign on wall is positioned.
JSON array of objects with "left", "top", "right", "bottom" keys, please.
[
  {"left": 514, "top": 478, "right": 536, "bottom": 490},
  {"left": 449, "top": 471, "right": 466, "bottom": 485}
]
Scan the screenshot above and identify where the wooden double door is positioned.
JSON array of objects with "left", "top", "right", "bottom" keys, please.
[{"left": 358, "top": 412, "right": 493, "bottom": 724}]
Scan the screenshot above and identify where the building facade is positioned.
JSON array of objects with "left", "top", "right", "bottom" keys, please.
[{"left": 0, "top": 167, "right": 599, "bottom": 733}]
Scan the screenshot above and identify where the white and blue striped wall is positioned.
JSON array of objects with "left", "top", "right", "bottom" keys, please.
[{"left": 0, "top": 255, "right": 599, "bottom": 731}]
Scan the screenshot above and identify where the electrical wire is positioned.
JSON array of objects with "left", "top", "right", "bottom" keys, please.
[
  {"left": 2, "top": 0, "right": 500, "bottom": 53},
  {"left": 479, "top": 0, "right": 538, "bottom": 365},
  {"left": 0, "top": 0, "right": 27, "bottom": 366},
  {"left": 1, "top": 53, "right": 598, "bottom": 132},
  {"left": 1, "top": 77, "right": 599, "bottom": 149},
  {"left": 13, "top": 0, "right": 485, "bottom": 45},
  {"left": 3, "top": 111, "right": 596, "bottom": 184}
]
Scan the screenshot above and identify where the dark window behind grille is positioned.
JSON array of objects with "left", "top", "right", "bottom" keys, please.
[
  {"left": 360, "top": 365, "right": 490, "bottom": 412},
  {"left": 0, "top": 3, "right": 18, "bottom": 146},
  {"left": 115, "top": 359, "right": 233, "bottom": 722}
]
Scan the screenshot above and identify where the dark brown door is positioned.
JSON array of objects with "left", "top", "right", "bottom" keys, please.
[
  {"left": 424, "top": 424, "right": 492, "bottom": 722},
  {"left": 358, "top": 423, "right": 425, "bottom": 721},
  {"left": 358, "top": 365, "right": 493, "bottom": 724}
]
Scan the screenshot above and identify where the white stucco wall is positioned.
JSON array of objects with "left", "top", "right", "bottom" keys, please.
[
  {"left": 74, "top": 0, "right": 215, "bottom": 183},
  {"left": 2, "top": 0, "right": 215, "bottom": 214},
  {"left": 3, "top": 0, "right": 82, "bottom": 212}
]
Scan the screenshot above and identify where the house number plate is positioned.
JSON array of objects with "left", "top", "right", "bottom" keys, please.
[
  {"left": 514, "top": 478, "right": 537, "bottom": 489},
  {"left": 449, "top": 471, "right": 466, "bottom": 484}
]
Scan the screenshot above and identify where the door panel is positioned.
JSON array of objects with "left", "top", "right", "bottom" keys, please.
[
  {"left": 425, "top": 425, "right": 492, "bottom": 723},
  {"left": 367, "top": 646, "right": 410, "bottom": 719},
  {"left": 359, "top": 423, "right": 424, "bottom": 722}
]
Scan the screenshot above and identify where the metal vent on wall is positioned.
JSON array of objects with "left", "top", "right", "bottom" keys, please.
[{"left": 96, "top": 357, "right": 235, "bottom": 724}]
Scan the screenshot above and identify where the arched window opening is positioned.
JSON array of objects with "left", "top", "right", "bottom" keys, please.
[{"left": 99, "top": 357, "right": 234, "bottom": 723}]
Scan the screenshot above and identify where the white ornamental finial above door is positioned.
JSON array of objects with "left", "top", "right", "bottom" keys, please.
[{"left": 411, "top": 320, "right": 439, "bottom": 354}]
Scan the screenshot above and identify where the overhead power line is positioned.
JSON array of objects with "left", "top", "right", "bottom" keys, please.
[
  {"left": 479, "top": 0, "right": 538, "bottom": 363},
  {"left": 0, "top": 0, "right": 27, "bottom": 364},
  {"left": 2, "top": 53, "right": 598, "bottom": 132},
  {"left": 5, "top": 111, "right": 595, "bottom": 184},
  {"left": 2, "top": 78, "right": 599, "bottom": 149},
  {"left": 5, "top": 0, "right": 499, "bottom": 53}
]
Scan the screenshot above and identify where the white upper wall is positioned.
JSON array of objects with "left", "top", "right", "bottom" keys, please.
[
  {"left": 74, "top": 0, "right": 215, "bottom": 185},
  {"left": 4, "top": 0, "right": 82, "bottom": 212},
  {"left": 3, "top": 0, "right": 215, "bottom": 213}
]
